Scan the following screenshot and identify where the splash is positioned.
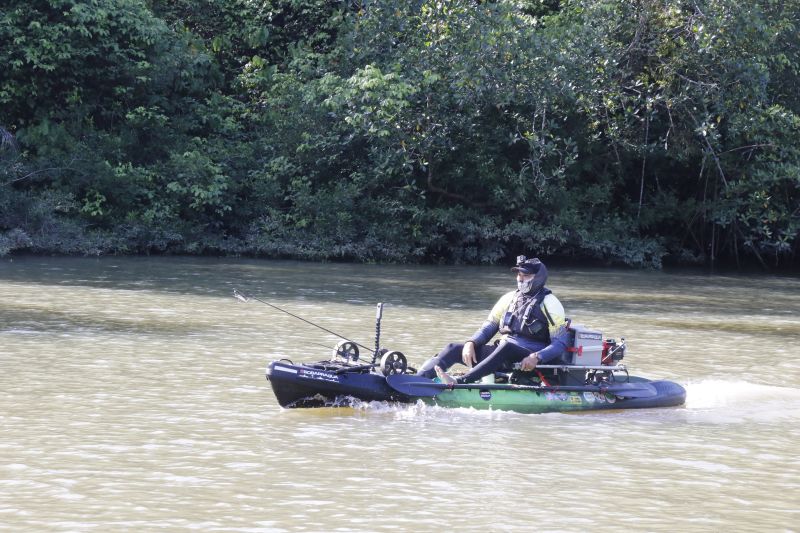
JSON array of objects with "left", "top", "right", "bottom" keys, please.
[{"left": 349, "top": 398, "right": 521, "bottom": 421}]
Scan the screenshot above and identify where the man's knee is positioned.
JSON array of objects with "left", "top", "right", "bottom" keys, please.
[{"left": 443, "top": 342, "right": 462, "bottom": 353}]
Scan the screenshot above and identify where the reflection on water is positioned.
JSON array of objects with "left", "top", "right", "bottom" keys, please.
[{"left": 1, "top": 256, "right": 799, "bottom": 532}]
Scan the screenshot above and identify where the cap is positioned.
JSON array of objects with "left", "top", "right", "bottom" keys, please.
[{"left": 511, "top": 256, "right": 543, "bottom": 275}]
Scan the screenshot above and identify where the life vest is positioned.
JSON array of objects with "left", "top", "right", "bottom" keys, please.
[{"left": 499, "top": 288, "right": 554, "bottom": 343}]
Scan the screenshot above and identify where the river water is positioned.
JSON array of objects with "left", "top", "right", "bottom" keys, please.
[{"left": 1, "top": 256, "right": 798, "bottom": 532}]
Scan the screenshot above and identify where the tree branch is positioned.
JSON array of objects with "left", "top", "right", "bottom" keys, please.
[
  {"left": 425, "top": 164, "right": 484, "bottom": 207},
  {"left": 4, "top": 167, "right": 66, "bottom": 186}
]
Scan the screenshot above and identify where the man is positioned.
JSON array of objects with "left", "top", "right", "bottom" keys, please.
[{"left": 417, "top": 256, "right": 569, "bottom": 384}]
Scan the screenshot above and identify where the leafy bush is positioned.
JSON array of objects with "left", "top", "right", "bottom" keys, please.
[{"left": 0, "top": 0, "right": 797, "bottom": 268}]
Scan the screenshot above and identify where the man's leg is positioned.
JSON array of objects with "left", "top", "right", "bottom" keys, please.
[
  {"left": 458, "top": 341, "right": 530, "bottom": 383},
  {"left": 416, "top": 343, "right": 465, "bottom": 379}
]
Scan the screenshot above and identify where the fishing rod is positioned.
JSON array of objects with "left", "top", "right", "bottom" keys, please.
[{"left": 233, "top": 289, "right": 377, "bottom": 355}]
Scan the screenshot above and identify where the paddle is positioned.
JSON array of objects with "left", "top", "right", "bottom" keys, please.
[{"left": 385, "top": 374, "right": 657, "bottom": 398}]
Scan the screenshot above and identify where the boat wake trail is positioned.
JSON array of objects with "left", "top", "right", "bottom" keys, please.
[{"left": 685, "top": 380, "right": 800, "bottom": 423}]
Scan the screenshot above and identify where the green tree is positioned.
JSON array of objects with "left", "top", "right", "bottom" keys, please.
[{"left": 0, "top": 0, "right": 796, "bottom": 268}]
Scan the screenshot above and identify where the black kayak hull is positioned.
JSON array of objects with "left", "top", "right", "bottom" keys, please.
[{"left": 267, "top": 361, "right": 409, "bottom": 407}]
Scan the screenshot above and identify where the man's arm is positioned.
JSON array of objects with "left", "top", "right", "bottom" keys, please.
[
  {"left": 520, "top": 294, "right": 569, "bottom": 369},
  {"left": 534, "top": 293, "right": 569, "bottom": 363}
]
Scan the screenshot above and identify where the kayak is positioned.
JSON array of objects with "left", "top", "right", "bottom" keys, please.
[
  {"left": 258, "top": 299, "right": 686, "bottom": 414},
  {"left": 266, "top": 358, "right": 686, "bottom": 413},
  {"left": 266, "top": 337, "right": 686, "bottom": 414}
]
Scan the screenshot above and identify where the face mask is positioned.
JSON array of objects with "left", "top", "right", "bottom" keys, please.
[{"left": 517, "top": 277, "right": 536, "bottom": 294}]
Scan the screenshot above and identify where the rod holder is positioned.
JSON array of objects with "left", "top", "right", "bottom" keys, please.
[{"left": 373, "top": 302, "right": 384, "bottom": 364}]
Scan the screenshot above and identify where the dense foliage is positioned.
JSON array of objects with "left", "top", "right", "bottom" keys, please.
[{"left": 1, "top": 0, "right": 798, "bottom": 268}]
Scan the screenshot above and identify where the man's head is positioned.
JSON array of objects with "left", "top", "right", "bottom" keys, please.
[{"left": 511, "top": 256, "right": 547, "bottom": 294}]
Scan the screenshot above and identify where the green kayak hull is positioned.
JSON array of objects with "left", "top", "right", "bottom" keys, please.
[{"left": 421, "top": 379, "right": 686, "bottom": 413}]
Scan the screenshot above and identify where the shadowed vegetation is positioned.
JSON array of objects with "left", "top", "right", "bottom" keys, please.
[{"left": 1, "top": 0, "right": 798, "bottom": 269}]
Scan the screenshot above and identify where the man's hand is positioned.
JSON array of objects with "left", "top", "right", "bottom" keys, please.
[
  {"left": 519, "top": 353, "right": 540, "bottom": 371},
  {"left": 462, "top": 342, "right": 477, "bottom": 368}
]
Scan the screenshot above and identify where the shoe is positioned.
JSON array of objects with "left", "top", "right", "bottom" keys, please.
[{"left": 434, "top": 365, "right": 458, "bottom": 385}]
